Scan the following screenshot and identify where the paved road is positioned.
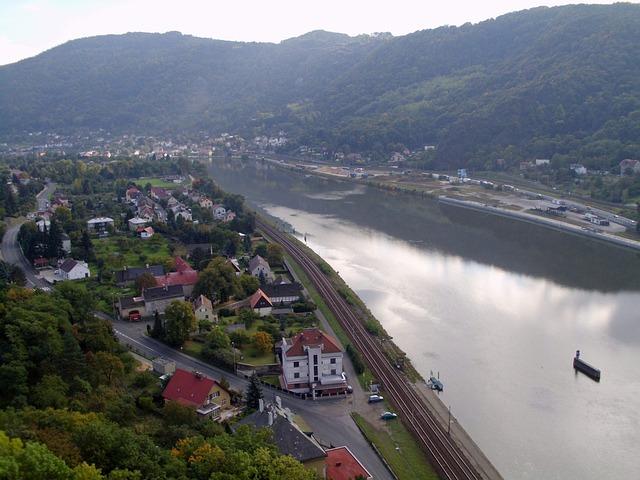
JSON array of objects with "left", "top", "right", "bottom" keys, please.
[{"left": 110, "top": 315, "right": 394, "bottom": 480}]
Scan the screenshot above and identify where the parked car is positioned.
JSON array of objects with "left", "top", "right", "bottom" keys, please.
[
  {"left": 381, "top": 411, "right": 398, "bottom": 420},
  {"left": 368, "top": 394, "right": 384, "bottom": 403},
  {"left": 128, "top": 310, "right": 142, "bottom": 322}
]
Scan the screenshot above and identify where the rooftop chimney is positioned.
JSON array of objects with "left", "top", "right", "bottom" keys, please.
[{"left": 258, "top": 399, "right": 264, "bottom": 413}]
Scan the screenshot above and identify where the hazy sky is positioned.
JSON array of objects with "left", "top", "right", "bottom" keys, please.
[{"left": 0, "top": 0, "right": 628, "bottom": 65}]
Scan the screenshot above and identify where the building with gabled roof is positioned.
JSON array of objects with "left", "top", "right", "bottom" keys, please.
[
  {"left": 249, "top": 288, "right": 273, "bottom": 316},
  {"left": 154, "top": 257, "right": 198, "bottom": 296},
  {"left": 279, "top": 328, "right": 347, "bottom": 395},
  {"left": 55, "top": 258, "right": 90, "bottom": 281},
  {"left": 249, "top": 255, "right": 273, "bottom": 282},
  {"left": 162, "top": 369, "right": 230, "bottom": 420},
  {"left": 193, "top": 294, "right": 217, "bottom": 323}
]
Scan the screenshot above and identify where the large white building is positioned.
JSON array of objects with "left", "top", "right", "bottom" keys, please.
[
  {"left": 279, "top": 328, "right": 347, "bottom": 396},
  {"left": 56, "top": 259, "right": 90, "bottom": 281}
]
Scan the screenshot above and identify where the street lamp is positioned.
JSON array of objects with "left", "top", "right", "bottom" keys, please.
[{"left": 231, "top": 341, "right": 237, "bottom": 374}]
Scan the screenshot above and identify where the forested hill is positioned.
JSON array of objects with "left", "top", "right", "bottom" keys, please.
[{"left": 2, "top": 3, "right": 640, "bottom": 168}]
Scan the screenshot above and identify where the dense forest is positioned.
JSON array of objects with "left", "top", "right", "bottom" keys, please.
[{"left": 1, "top": 4, "right": 640, "bottom": 168}]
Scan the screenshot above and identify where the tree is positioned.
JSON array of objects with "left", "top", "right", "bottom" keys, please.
[
  {"left": 194, "top": 257, "right": 240, "bottom": 303},
  {"left": 207, "top": 326, "right": 231, "bottom": 350},
  {"left": 245, "top": 373, "right": 263, "bottom": 411},
  {"left": 253, "top": 331, "right": 274, "bottom": 354},
  {"left": 266, "top": 243, "right": 284, "bottom": 266},
  {"left": 90, "top": 352, "right": 125, "bottom": 386},
  {"left": 33, "top": 374, "right": 69, "bottom": 409},
  {"left": 80, "top": 230, "right": 94, "bottom": 262},
  {"left": 240, "top": 309, "right": 258, "bottom": 330},
  {"left": 164, "top": 301, "right": 196, "bottom": 346},
  {"left": 239, "top": 274, "right": 259, "bottom": 297},
  {"left": 151, "top": 311, "right": 164, "bottom": 338},
  {"left": 254, "top": 244, "right": 267, "bottom": 258},
  {"left": 134, "top": 272, "right": 156, "bottom": 295}
]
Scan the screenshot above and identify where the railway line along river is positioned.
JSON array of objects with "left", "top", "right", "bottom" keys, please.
[{"left": 209, "top": 159, "right": 640, "bottom": 480}]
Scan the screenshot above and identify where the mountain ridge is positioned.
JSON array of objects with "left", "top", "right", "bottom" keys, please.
[{"left": 1, "top": 4, "right": 640, "bottom": 168}]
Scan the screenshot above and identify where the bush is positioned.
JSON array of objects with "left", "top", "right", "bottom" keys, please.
[
  {"left": 364, "top": 319, "right": 381, "bottom": 336},
  {"left": 292, "top": 301, "right": 316, "bottom": 313},
  {"left": 218, "top": 308, "right": 234, "bottom": 318},
  {"left": 346, "top": 344, "right": 365, "bottom": 375}
]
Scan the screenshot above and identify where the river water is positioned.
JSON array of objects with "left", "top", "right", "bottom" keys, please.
[{"left": 209, "top": 159, "right": 640, "bottom": 480}]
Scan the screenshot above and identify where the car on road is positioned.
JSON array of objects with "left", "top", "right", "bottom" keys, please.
[
  {"left": 380, "top": 411, "right": 398, "bottom": 420},
  {"left": 368, "top": 394, "right": 384, "bottom": 403}
]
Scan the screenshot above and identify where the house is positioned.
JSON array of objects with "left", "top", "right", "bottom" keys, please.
[
  {"left": 212, "top": 204, "right": 226, "bottom": 220},
  {"left": 137, "top": 226, "right": 155, "bottom": 239},
  {"left": 117, "top": 295, "right": 146, "bottom": 320},
  {"left": 125, "top": 186, "right": 142, "bottom": 203},
  {"left": 261, "top": 282, "right": 303, "bottom": 305},
  {"left": 325, "top": 446, "right": 372, "bottom": 480},
  {"left": 33, "top": 257, "right": 49, "bottom": 269},
  {"left": 56, "top": 258, "right": 90, "bottom": 281},
  {"left": 128, "top": 217, "right": 149, "bottom": 231},
  {"left": 36, "top": 219, "right": 50, "bottom": 232},
  {"left": 535, "top": 159, "right": 550, "bottom": 167},
  {"left": 279, "top": 328, "right": 347, "bottom": 395},
  {"left": 619, "top": 159, "right": 640, "bottom": 176},
  {"left": 61, "top": 232, "right": 71, "bottom": 254},
  {"left": 142, "top": 284, "right": 185, "bottom": 317},
  {"left": 226, "top": 258, "right": 242, "bottom": 276},
  {"left": 223, "top": 211, "right": 236, "bottom": 223},
  {"left": 174, "top": 209, "right": 192, "bottom": 222},
  {"left": 86, "top": 217, "right": 114, "bottom": 232},
  {"left": 154, "top": 257, "right": 198, "bottom": 296},
  {"left": 570, "top": 164, "right": 587, "bottom": 175},
  {"left": 150, "top": 187, "right": 170, "bottom": 201},
  {"left": 193, "top": 295, "right": 217, "bottom": 323},
  {"left": 235, "top": 400, "right": 327, "bottom": 477},
  {"left": 249, "top": 255, "right": 272, "bottom": 282},
  {"left": 162, "top": 369, "right": 230, "bottom": 420},
  {"left": 137, "top": 205, "right": 155, "bottom": 220},
  {"left": 199, "top": 197, "right": 213, "bottom": 209},
  {"left": 115, "top": 264, "right": 164, "bottom": 286},
  {"left": 249, "top": 289, "right": 273, "bottom": 317}
]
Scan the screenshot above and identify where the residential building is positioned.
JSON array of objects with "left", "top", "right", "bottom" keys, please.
[
  {"left": 174, "top": 208, "right": 192, "bottom": 222},
  {"left": 128, "top": 217, "right": 149, "bottom": 231},
  {"left": 235, "top": 401, "right": 327, "bottom": 477},
  {"left": 56, "top": 258, "right": 90, "bottom": 281},
  {"left": 115, "top": 265, "right": 164, "bottom": 286},
  {"left": 150, "top": 187, "right": 170, "bottom": 201},
  {"left": 226, "top": 258, "right": 242, "bottom": 276},
  {"left": 86, "top": 217, "right": 114, "bottom": 232},
  {"left": 325, "top": 446, "right": 372, "bottom": 480},
  {"left": 143, "top": 284, "right": 185, "bottom": 316},
  {"left": 137, "top": 226, "right": 154, "bottom": 239},
  {"left": 154, "top": 257, "right": 198, "bottom": 296},
  {"left": 193, "top": 295, "right": 217, "bottom": 322},
  {"left": 570, "top": 163, "right": 588, "bottom": 175},
  {"left": 212, "top": 204, "right": 226, "bottom": 220},
  {"left": 249, "top": 288, "right": 273, "bottom": 316},
  {"left": 223, "top": 211, "right": 236, "bottom": 223},
  {"left": 619, "top": 159, "right": 640, "bottom": 176},
  {"left": 261, "top": 282, "right": 302, "bottom": 305},
  {"left": 61, "top": 232, "right": 71, "bottom": 254},
  {"left": 199, "top": 197, "right": 213, "bottom": 209},
  {"left": 162, "top": 369, "right": 230, "bottom": 420},
  {"left": 535, "top": 159, "right": 550, "bottom": 166},
  {"left": 279, "top": 328, "right": 347, "bottom": 395},
  {"left": 125, "top": 186, "right": 142, "bottom": 203},
  {"left": 249, "top": 255, "right": 272, "bottom": 281},
  {"left": 117, "top": 295, "right": 145, "bottom": 320}
]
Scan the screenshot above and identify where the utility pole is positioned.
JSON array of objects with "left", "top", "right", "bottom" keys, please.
[{"left": 231, "top": 341, "right": 237, "bottom": 374}]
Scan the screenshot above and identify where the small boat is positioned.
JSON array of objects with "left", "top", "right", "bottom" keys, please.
[{"left": 380, "top": 411, "right": 398, "bottom": 420}]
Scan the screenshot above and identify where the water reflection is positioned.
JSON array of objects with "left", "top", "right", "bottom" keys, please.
[{"left": 210, "top": 160, "right": 640, "bottom": 480}]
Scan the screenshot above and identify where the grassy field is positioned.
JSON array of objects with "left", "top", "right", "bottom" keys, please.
[
  {"left": 352, "top": 412, "right": 439, "bottom": 480},
  {"left": 93, "top": 234, "right": 172, "bottom": 272},
  {"left": 138, "top": 177, "right": 188, "bottom": 188},
  {"left": 239, "top": 345, "right": 278, "bottom": 366}
]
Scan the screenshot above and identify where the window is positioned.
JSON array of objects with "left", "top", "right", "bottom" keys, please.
[
  {"left": 331, "top": 369, "right": 337, "bottom": 375},
  {"left": 293, "top": 361, "right": 299, "bottom": 367},
  {"left": 330, "top": 358, "right": 336, "bottom": 364},
  {"left": 313, "top": 366, "right": 318, "bottom": 378},
  {"left": 313, "top": 355, "right": 318, "bottom": 365},
  {"left": 294, "top": 372, "right": 300, "bottom": 379}
]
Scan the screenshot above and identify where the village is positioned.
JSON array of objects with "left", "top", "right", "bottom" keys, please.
[{"left": 7, "top": 164, "right": 395, "bottom": 480}]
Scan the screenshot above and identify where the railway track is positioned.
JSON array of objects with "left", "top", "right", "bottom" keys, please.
[{"left": 258, "top": 218, "right": 485, "bottom": 480}]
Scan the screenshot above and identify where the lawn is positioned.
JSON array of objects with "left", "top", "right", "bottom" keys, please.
[
  {"left": 138, "top": 177, "right": 188, "bottom": 188},
  {"left": 351, "top": 412, "right": 439, "bottom": 480},
  {"left": 92, "top": 234, "right": 172, "bottom": 272}
]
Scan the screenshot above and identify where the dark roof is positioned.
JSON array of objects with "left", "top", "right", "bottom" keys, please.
[
  {"left": 236, "top": 411, "right": 326, "bottom": 463},
  {"left": 119, "top": 296, "right": 145, "bottom": 309},
  {"left": 249, "top": 255, "right": 270, "bottom": 272},
  {"left": 59, "top": 258, "right": 78, "bottom": 273},
  {"left": 143, "top": 284, "right": 184, "bottom": 301},
  {"left": 261, "top": 282, "right": 302, "bottom": 299},
  {"left": 115, "top": 265, "right": 165, "bottom": 283}
]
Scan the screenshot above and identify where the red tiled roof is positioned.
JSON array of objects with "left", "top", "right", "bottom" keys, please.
[
  {"left": 285, "top": 328, "right": 342, "bottom": 357},
  {"left": 325, "top": 446, "right": 372, "bottom": 480},
  {"left": 249, "top": 288, "right": 273, "bottom": 309},
  {"left": 174, "top": 256, "right": 193, "bottom": 273},
  {"left": 155, "top": 271, "right": 198, "bottom": 287},
  {"left": 162, "top": 369, "right": 215, "bottom": 407}
]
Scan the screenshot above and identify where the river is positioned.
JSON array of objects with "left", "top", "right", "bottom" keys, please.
[{"left": 209, "top": 159, "right": 640, "bottom": 480}]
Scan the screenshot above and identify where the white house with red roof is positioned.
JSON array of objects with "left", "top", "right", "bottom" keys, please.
[
  {"left": 162, "top": 369, "right": 231, "bottom": 420},
  {"left": 279, "top": 328, "right": 347, "bottom": 395}
]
